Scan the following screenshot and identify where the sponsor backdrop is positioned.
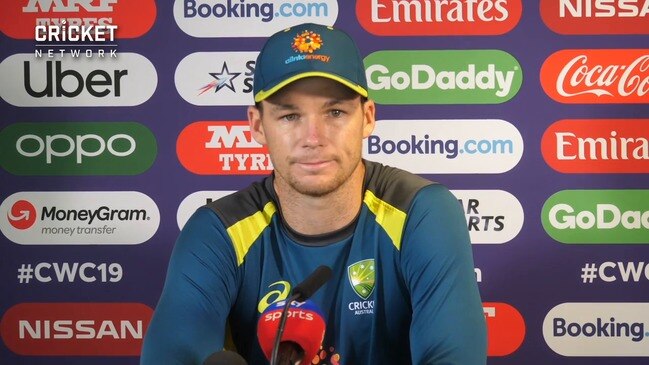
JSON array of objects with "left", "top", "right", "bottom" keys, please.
[{"left": 1, "top": 0, "right": 648, "bottom": 364}]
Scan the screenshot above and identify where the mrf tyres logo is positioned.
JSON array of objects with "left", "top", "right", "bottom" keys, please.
[
  {"left": 0, "top": 0, "right": 156, "bottom": 40},
  {"left": 177, "top": 121, "right": 272, "bottom": 175},
  {"left": 0, "top": 192, "right": 160, "bottom": 245},
  {"left": 0, "top": 122, "right": 157, "bottom": 176},
  {"left": 364, "top": 50, "right": 522, "bottom": 104},
  {"left": 543, "top": 303, "right": 649, "bottom": 356},
  {"left": 482, "top": 302, "right": 526, "bottom": 356},
  {"left": 347, "top": 259, "right": 376, "bottom": 316},
  {"left": 173, "top": 0, "right": 338, "bottom": 37},
  {"left": 356, "top": 0, "right": 522, "bottom": 36},
  {"left": 541, "top": 190, "right": 649, "bottom": 244}
]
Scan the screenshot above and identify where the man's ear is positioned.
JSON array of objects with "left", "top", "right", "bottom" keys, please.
[
  {"left": 361, "top": 99, "right": 376, "bottom": 138},
  {"left": 248, "top": 105, "right": 267, "bottom": 145}
]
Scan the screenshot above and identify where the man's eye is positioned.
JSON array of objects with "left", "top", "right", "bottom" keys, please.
[
  {"left": 330, "top": 110, "right": 343, "bottom": 117},
  {"left": 282, "top": 114, "right": 299, "bottom": 122}
]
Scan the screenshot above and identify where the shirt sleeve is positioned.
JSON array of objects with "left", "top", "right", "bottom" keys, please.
[
  {"left": 140, "top": 207, "right": 241, "bottom": 365},
  {"left": 400, "top": 184, "right": 487, "bottom": 365}
]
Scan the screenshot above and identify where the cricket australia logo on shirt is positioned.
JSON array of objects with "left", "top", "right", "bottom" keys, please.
[{"left": 347, "top": 259, "right": 376, "bottom": 316}]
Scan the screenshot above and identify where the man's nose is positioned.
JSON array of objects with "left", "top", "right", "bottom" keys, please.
[{"left": 302, "top": 117, "right": 325, "bottom": 147}]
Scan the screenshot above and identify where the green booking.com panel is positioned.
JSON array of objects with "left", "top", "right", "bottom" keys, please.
[
  {"left": 0, "top": 122, "right": 157, "bottom": 175},
  {"left": 363, "top": 50, "right": 523, "bottom": 104},
  {"left": 541, "top": 190, "right": 649, "bottom": 244}
]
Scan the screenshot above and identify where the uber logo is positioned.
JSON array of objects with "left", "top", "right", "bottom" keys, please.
[
  {"left": 0, "top": 53, "right": 157, "bottom": 107},
  {"left": 24, "top": 60, "right": 127, "bottom": 98}
]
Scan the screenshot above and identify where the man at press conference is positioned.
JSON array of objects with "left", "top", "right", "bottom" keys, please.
[{"left": 140, "top": 22, "right": 486, "bottom": 365}]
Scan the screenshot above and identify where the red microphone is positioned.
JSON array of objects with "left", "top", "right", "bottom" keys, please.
[{"left": 257, "top": 300, "right": 326, "bottom": 365}]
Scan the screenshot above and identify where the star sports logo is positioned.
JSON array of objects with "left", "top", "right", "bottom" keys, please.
[
  {"left": 348, "top": 259, "right": 375, "bottom": 300},
  {"left": 199, "top": 62, "right": 241, "bottom": 95},
  {"left": 7, "top": 200, "right": 37, "bottom": 230},
  {"left": 292, "top": 30, "right": 323, "bottom": 54}
]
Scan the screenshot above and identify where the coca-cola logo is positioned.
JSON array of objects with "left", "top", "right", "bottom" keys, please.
[{"left": 540, "top": 49, "right": 649, "bottom": 104}]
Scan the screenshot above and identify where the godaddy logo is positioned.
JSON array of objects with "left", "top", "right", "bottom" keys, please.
[
  {"left": 0, "top": 122, "right": 156, "bottom": 176},
  {"left": 348, "top": 259, "right": 375, "bottom": 300},
  {"left": 541, "top": 190, "right": 649, "bottom": 244},
  {"left": 364, "top": 50, "right": 522, "bottom": 104}
]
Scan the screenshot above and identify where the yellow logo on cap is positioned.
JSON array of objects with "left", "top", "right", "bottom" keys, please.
[{"left": 292, "top": 30, "right": 322, "bottom": 54}]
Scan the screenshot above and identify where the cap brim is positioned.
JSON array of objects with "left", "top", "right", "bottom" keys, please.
[{"left": 254, "top": 71, "right": 368, "bottom": 102}]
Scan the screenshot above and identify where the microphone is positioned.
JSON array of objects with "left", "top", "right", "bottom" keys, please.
[
  {"left": 259, "top": 265, "right": 332, "bottom": 365},
  {"left": 292, "top": 266, "right": 333, "bottom": 302},
  {"left": 257, "top": 299, "right": 326, "bottom": 365},
  {"left": 202, "top": 350, "right": 247, "bottom": 365}
]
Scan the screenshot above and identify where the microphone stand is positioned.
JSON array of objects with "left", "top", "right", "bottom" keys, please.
[{"left": 270, "top": 293, "right": 300, "bottom": 365}]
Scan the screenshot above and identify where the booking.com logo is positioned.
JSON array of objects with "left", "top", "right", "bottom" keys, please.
[
  {"left": 183, "top": 0, "right": 329, "bottom": 22},
  {"left": 366, "top": 135, "right": 515, "bottom": 159}
]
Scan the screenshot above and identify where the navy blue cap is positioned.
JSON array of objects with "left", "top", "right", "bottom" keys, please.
[{"left": 253, "top": 23, "right": 368, "bottom": 102}]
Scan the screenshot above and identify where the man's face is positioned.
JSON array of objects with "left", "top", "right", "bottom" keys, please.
[{"left": 248, "top": 77, "right": 375, "bottom": 197}]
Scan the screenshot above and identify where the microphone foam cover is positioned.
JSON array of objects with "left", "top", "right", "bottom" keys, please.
[{"left": 257, "top": 300, "right": 326, "bottom": 364}]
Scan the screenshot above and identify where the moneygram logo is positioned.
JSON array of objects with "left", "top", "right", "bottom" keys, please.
[
  {"left": 175, "top": 52, "right": 257, "bottom": 106},
  {"left": 7, "top": 201, "right": 37, "bottom": 230},
  {"left": 173, "top": 0, "right": 338, "bottom": 37},
  {"left": 0, "top": 192, "right": 160, "bottom": 245},
  {"left": 540, "top": 0, "right": 649, "bottom": 34},
  {"left": 541, "top": 190, "right": 649, "bottom": 244},
  {"left": 363, "top": 119, "right": 523, "bottom": 173},
  {"left": 177, "top": 121, "right": 272, "bottom": 175},
  {"left": 542, "top": 119, "right": 649, "bottom": 174},
  {"left": 452, "top": 190, "right": 524, "bottom": 244},
  {"left": 540, "top": 49, "right": 649, "bottom": 104},
  {"left": 365, "top": 50, "right": 522, "bottom": 104},
  {"left": 543, "top": 303, "right": 649, "bottom": 356},
  {"left": 0, "top": 302, "right": 153, "bottom": 356},
  {"left": 483, "top": 302, "right": 525, "bottom": 356},
  {"left": 0, "top": 122, "right": 157, "bottom": 176},
  {"left": 0, "top": 0, "right": 156, "bottom": 39},
  {"left": 0, "top": 53, "right": 157, "bottom": 107},
  {"left": 176, "top": 191, "right": 236, "bottom": 229},
  {"left": 356, "top": 0, "right": 522, "bottom": 36}
]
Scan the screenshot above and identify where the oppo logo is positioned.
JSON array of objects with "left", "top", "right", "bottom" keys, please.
[
  {"left": 452, "top": 190, "right": 524, "bottom": 244},
  {"left": 540, "top": 0, "right": 649, "bottom": 34},
  {"left": 541, "top": 119, "right": 649, "bottom": 173},
  {"left": 0, "top": 302, "right": 153, "bottom": 356},
  {"left": 542, "top": 190, "right": 649, "bottom": 244},
  {"left": 176, "top": 191, "right": 236, "bottom": 230},
  {"left": 0, "top": 53, "right": 157, "bottom": 107},
  {"left": 0, "top": 122, "right": 156, "bottom": 175},
  {"left": 17, "top": 134, "right": 134, "bottom": 163},
  {"left": 356, "top": 0, "right": 522, "bottom": 36}
]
